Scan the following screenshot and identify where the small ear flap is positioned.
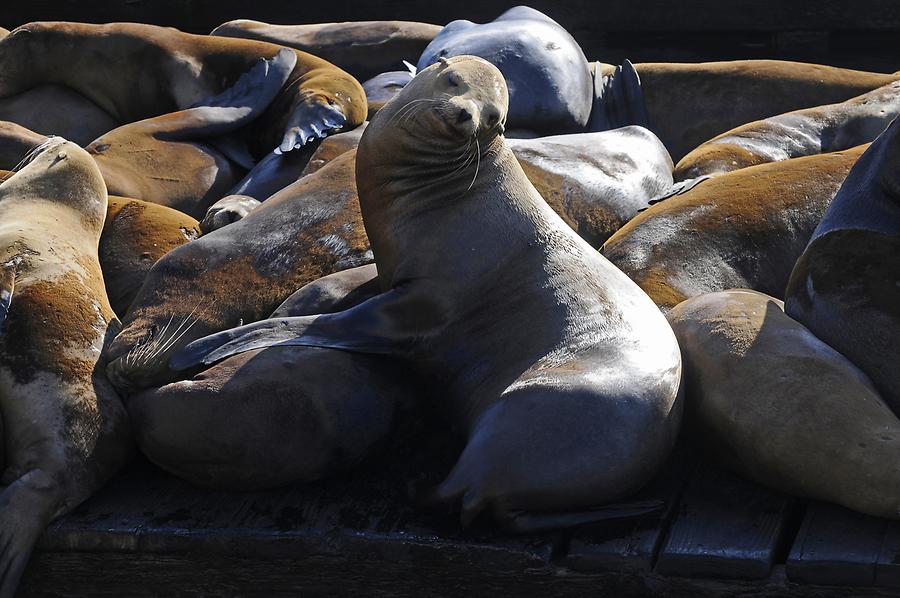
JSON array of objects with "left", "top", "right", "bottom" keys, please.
[{"left": 0, "top": 263, "right": 15, "bottom": 329}]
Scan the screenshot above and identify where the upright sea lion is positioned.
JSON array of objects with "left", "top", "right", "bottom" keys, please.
[
  {"left": 172, "top": 56, "right": 683, "bottom": 531},
  {"left": 212, "top": 19, "right": 442, "bottom": 81},
  {"left": 609, "top": 60, "right": 898, "bottom": 161},
  {"left": 786, "top": 117, "right": 900, "bottom": 414},
  {"left": 603, "top": 146, "right": 865, "bottom": 311},
  {"left": 675, "top": 80, "right": 900, "bottom": 180},
  {"left": 418, "top": 7, "right": 593, "bottom": 135},
  {"left": 105, "top": 150, "right": 370, "bottom": 393},
  {"left": 668, "top": 290, "right": 900, "bottom": 520},
  {"left": 0, "top": 21, "right": 367, "bottom": 157},
  {"left": 101, "top": 197, "right": 201, "bottom": 317},
  {"left": 0, "top": 138, "right": 132, "bottom": 596}
]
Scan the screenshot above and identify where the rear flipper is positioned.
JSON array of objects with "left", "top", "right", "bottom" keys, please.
[
  {"left": 588, "top": 59, "right": 649, "bottom": 132},
  {"left": 277, "top": 94, "right": 347, "bottom": 154},
  {"left": 0, "top": 471, "right": 62, "bottom": 598}
]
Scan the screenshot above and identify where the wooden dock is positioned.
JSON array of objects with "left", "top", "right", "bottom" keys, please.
[{"left": 19, "top": 429, "right": 900, "bottom": 597}]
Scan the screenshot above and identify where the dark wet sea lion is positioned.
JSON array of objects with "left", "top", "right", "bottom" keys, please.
[
  {"left": 105, "top": 150, "right": 370, "bottom": 393},
  {"left": 0, "top": 21, "right": 367, "bottom": 157},
  {"left": 173, "top": 55, "right": 682, "bottom": 532},
  {"left": 603, "top": 145, "right": 865, "bottom": 311},
  {"left": 127, "top": 345, "right": 411, "bottom": 490},
  {"left": 212, "top": 19, "right": 442, "bottom": 81},
  {"left": 101, "top": 197, "right": 201, "bottom": 317},
  {"left": 786, "top": 117, "right": 900, "bottom": 414},
  {"left": 0, "top": 138, "right": 132, "bottom": 596},
  {"left": 418, "top": 7, "right": 593, "bottom": 135},
  {"left": 616, "top": 60, "right": 898, "bottom": 161},
  {"left": 0, "top": 120, "right": 45, "bottom": 170},
  {"left": 363, "top": 70, "right": 414, "bottom": 117},
  {"left": 675, "top": 80, "right": 900, "bottom": 180},
  {"left": 669, "top": 289, "right": 900, "bottom": 520}
]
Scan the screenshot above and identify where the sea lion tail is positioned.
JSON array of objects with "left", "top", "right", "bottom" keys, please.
[{"left": 0, "top": 472, "right": 60, "bottom": 597}]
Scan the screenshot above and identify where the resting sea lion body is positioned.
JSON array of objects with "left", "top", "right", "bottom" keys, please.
[
  {"left": 173, "top": 56, "right": 683, "bottom": 531},
  {"left": 363, "top": 70, "right": 415, "bottom": 117},
  {"left": 0, "top": 21, "right": 366, "bottom": 157},
  {"left": 786, "top": 117, "right": 900, "bottom": 414},
  {"left": 603, "top": 146, "right": 865, "bottom": 311},
  {"left": 676, "top": 80, "right": 900, "bottom": 180},
  {"left": 212, "top": 19, "right": 442, "bottom": 81},
  {"left": 0, "top": 84, "right": 117, "bottom": 146},
  {"left": 418, "top": 7, "right": 593, "bottom": 135},
  {"left": 669, "top": 290, "right": 900, "bottom": 520},
  {"left": 105, "top": 150, "right": 370, "bottom": 393},
  {"left": 624, "top": 60, "right": 897, "bottom": 161},
  {"left": 101, "top": 197, "right": 201, "bottom": 316},
  {"left": 0, "top": 139, "right": 132, "bottom": 596}
]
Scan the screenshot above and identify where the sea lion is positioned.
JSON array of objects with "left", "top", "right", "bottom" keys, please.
[
  {"left": 0, "top": 84, "right": 117, "bottom": 147},
  {"left": 0, "top": 138, "right": 132, "bottom": 596},
  {"left": 173, "top": 55, "right": 683, "bottom": 531},
  {"left": 300, "top": 124, "right": 675, "bottom": 246},
  {"left": 611, "top": 60, "right": 898, "bottom": 161},
  {"left": 603, "top": 145, "right": 865, "bottom": 311},
  {"left": 668, "top": 289, "right": 900, "bottom": 520},
  {"left": 363, "top": 70, "right": 415, "bottom": 117},
  {"left": 199, "top": 195, "right": 261, "bottom": 234},
  {"left": 105, "top": 150, "right": 370, "bottom": 393},
  {"left": 0, "top": 21, "right": 367, "bottom": 157},
  {"left": 126, "top": 345, "right": 412, "bottom": 490},
  {"left": 417, "top": 7, "right": 593, "bottom": 135},
  {"left": 211, "top": 19, "right": 442, "bottom": 81},
  {"left": 86, "top": 49, "right": 298, "bottom": 218},
  {"left": 101, "top": 197, "right": 201, "bottom": 317},
  {"left": 786, "top": 117, "right": 900, "bottom": 414},
  {"left": 675, "top": 80, "right": 900, "bottom": 180}
]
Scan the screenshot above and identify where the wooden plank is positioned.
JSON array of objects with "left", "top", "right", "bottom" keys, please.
[
  {"left": 786, "top": 501, "right": 887, "bottom": 587},
  {"left": 562, "top": 445, "right": 696, "bottom": 573},
  {"left": 875, "top": 521, "right": 900, "bottom": 588},
  {"left": 654, "top": 462, "right": 796, "bottom": 580}
]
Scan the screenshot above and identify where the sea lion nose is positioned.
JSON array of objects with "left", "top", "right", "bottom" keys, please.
[
  {"left": 483, "top": 105, "right": 503, "bottom": 130},
  {"left": 457, "top": 108, "right": 472, "bottom": 124}
]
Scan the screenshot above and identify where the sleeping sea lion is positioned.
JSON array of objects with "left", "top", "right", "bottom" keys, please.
[
  {"left": 786, "top": 117, "right": 900, "bottom": 414},
  {"left": 0, "top": 138, "right": 132, "bottom": 596}
]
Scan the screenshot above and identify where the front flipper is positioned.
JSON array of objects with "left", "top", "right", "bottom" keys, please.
[
  {"left": 170, "top": 285, "right": 446, "bottom": 371},
  {"left": 277, "top": 94, "right": 347, "bottom": 154},
  {"left": 0, "top": 264, "right": 14, "bottom": 330}
]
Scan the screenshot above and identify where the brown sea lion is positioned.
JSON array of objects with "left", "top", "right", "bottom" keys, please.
[
  {"left": 0, "top": 21, "right": 367, "bottom": 157},
  {"left": 786, "top": 117, "right": 900, "bottom": 414},
  {"left": 603, "top": 146, "right": 865, "bottom": 311},
  {"left": 675, "top": 80, "right": 900, "bottom": 180},
  {"left": 101, "top": 197, "right": 201, "bottom": 317},
  {"left": 0, "top": 138, "right": 132, "bottom": 596},
  {"left": 668, "top": 289, "right": 900, "bottom": 520},
  {"left": 172, "top": 56, "right": 683, "bottom": 532},
  {"left": 105, "top": 150, "right": 370, "bottom": 393},
  {"left": 211, "top": 19, "right": 442, "bottom": 81},
  {"left": 602, "top": 60, "right": 898, "bottom": 161},
  {"left": 85, "top": 49, "right": 298, "bottom": 218}
]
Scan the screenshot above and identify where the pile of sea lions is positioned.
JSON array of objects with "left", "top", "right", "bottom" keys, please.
[{"left": 0, "top": 6, "right": 897, "bottom": 595}]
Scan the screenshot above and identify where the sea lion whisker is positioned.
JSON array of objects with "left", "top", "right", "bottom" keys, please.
[
  {"left": 466, "top": 138, "right": 481, "bottom": 192},
  {"left": 133, "top": 313, "right": 176, "bottom": 365},
  {"left": 387, "top": 99, "right": 440, "bottom": 126},
  {"left": 11, "top": 138, "right": 55, "bottom": 173},
  {"left": 145, "top": 301, "right": 205, "bottom": 362}
]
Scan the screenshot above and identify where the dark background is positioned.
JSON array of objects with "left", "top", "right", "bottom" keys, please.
[{"left": 3, "top": 1, "right": 898, "bottom": 71}]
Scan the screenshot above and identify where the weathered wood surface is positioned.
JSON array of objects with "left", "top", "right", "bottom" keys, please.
[{"left": 655, "top": 463, "right": 797, "bottom": 580}]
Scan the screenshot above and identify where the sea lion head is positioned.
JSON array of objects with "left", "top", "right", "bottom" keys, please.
[
  {"left": 356, "top": 55, "right": 509, "bottom": 277},
  {"left": 1, "top": 136, "right": 107, "bottom": 233}
]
